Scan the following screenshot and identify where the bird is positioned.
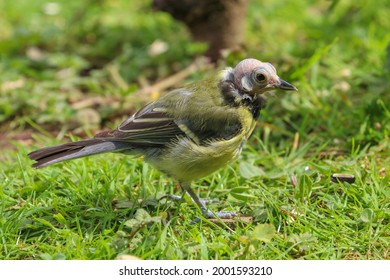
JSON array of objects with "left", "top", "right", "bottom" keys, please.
[{"left": 28, "top": 58, "right": 297, "bottom": 220}]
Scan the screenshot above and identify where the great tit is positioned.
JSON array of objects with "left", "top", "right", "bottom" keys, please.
[{"left": 28, "top": 58, "right": 297, "bottom": 220}]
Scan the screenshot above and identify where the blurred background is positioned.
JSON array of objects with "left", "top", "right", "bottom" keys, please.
[{"left": 1, "top": 0, "right": 388, "bottom": 150}]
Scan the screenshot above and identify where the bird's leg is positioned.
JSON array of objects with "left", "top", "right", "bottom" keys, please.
[
  {"left": 180, "top": 182, "right": 237, "bottom": 222},
  {"left": 181, "top": 185, "right": 208, "bottom": 214}
]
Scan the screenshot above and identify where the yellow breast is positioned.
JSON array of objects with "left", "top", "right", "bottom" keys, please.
[{"left": 147, "top": 107, "right": 256, "bottom": 183}]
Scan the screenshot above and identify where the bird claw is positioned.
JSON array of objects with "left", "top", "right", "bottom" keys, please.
[
  {"left": 200, "top": 198, "right": 220, "bottom": 205},
  {"left": 205, "top": 210, "right": 237, "bottom": 219},
  {"left": 159, "top": 191, "right": 233, "bottom": 224},
  {"left": 159, "top": 194, "right": 220, "bottom": 205},
  {"left": 190, "top": 210, "right": 237, "bottom": 224}
]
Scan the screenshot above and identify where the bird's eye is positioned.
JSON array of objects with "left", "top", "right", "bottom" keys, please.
[{"left": 255, "top": 73, "right": 266, "bottom": 83}]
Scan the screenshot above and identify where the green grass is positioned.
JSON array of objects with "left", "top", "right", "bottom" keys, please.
[{"left": 1, "top": 0, "right": 389, "bottom": 260}]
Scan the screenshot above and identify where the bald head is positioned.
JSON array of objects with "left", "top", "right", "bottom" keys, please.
[{"left": 232, "top": 58, "right": 296, "bottom": 94}]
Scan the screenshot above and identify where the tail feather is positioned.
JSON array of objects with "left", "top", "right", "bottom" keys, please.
[{"left": 28, "top": 139, "right": 129, "bottom": 168}]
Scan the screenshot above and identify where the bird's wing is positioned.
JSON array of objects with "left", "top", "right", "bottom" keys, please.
[{"left": 94, "top": 102, "right": 185, "bottom": 147}]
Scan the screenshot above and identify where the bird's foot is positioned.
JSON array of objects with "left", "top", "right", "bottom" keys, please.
[
  {"left": 204, "top": 210, "right": 237, "bottom": 219},
  {"left": 190, "top": 209, "right": 237, "bottom": 224},
  {"left": 160, "top": 194, "right": 219, "bottom": 205}
]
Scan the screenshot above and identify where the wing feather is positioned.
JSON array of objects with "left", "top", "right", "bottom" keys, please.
[{"left": 94, "top": 103, "right": 184, "bottom": 147}]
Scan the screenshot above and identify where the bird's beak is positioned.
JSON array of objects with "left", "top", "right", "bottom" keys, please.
[{"left": 276, "top": 78, "right": 297, "bottom": 91}]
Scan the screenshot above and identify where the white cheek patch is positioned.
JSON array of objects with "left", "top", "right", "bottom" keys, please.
[{"left": 241, "top": 76, "right": 253, "bottom": 92}]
